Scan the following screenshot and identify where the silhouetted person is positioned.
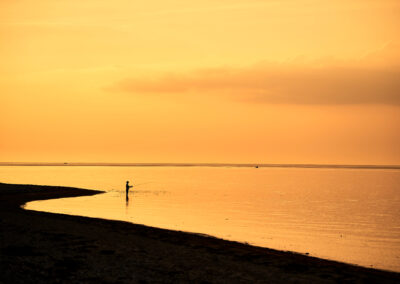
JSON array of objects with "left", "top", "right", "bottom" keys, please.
[{"left": 126, "top": 180, "right": 133, "bottom": 196}]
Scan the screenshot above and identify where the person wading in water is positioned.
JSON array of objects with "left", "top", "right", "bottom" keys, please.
[{"left": 126, "top": 181, "right": 133, "bottom": 197}]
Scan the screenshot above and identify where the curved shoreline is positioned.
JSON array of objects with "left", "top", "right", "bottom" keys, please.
[{"left": 1, "top": 182, "right": 399, "bottom": 283}]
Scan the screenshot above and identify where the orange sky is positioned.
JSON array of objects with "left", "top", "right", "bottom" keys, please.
[{"left": 1, "top": 0, "right": 399, "bottom": 164}]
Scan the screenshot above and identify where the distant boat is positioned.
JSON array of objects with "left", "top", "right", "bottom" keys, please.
[{"left": 255, "top": 165, "right": 259, "bottom": 168}]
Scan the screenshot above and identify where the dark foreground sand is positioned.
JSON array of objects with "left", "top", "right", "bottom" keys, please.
[{"left": 1, "top": 182, "right": 399, "bottom": 283}]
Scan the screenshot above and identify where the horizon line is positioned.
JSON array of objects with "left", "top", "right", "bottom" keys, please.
[{"left": 0, "top": 162, "right": 399, "bottom": 170}]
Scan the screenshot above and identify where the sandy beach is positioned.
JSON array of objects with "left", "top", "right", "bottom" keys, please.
[{"left": 1, "top": 182, "right": 399, "bottom": 283}]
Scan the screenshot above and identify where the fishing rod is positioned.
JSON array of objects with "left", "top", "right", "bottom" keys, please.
[
  {"left": 110, "top": 182, "right": 152, "bottom": 192},
  {"left": 133, "top": 182, "right": 152, "bottom": 187}
]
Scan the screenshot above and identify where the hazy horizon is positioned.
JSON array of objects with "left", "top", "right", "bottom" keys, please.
[{"left": 1, "top": 161, "right": 400, "bottom": 170}]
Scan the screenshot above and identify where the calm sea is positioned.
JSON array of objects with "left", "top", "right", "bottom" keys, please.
[{"left": 1, "top": 165, "right": 399, "bottom": 272}]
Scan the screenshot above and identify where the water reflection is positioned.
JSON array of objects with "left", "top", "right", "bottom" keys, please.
[{"left": 125, "top": 194, "right": 131, "bottom": 217}]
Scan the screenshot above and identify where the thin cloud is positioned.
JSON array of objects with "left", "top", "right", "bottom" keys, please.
[{"left": 111, "top": 44, "right": 400, "bottom": 105}]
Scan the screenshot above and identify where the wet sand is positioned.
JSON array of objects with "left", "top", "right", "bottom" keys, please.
[{"left": 1, "top": 182, "right": 399, "bottom": 283}]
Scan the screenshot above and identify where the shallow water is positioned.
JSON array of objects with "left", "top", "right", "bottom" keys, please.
[{"left": 1, "top": 166, "right": 400, "bottom": 272}]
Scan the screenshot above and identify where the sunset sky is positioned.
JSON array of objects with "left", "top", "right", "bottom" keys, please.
[{"left": 1, "top": 0, "right": 399, "bottom": 164}]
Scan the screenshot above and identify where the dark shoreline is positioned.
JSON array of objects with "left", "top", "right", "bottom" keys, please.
[{"left": 1, "top": 182, "right": 399, "bottom": 283}]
